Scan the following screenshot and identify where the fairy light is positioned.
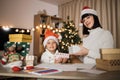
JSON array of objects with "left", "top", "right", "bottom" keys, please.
[
  {"left": 55, "top": 29, "right": 58, "bottom": 32},
  {"left": 27, "top": 29, "right": 30, "bottom": 33},
  {"left": 58, "top": 29, "right": 62, "bottom": 32},
  {"left": 62, "top": 46, "right": 64, "bottom": 49},
  {"left": 21, "top": 30, "right": 25, "bottom": 33},
  {"left": 39, "top": 24, "right": 42, "bottom": 28},
  {"left": 50, "top": 27, "right": 53, "bottom": 30},
  {"left": 1, "top": 24, "right": 63, "bottom": 34},
  {"left": 2, "top": 26, "right": 10, "bottom": 31},
  {"left": 43, "top": 25, "right": 46, "bottom": 28},
  {"left": 15, "top": 29, "right": 19, "bottom": 32},
  {"left": 52, "top": 30, "right": 55, "bottom": 33},
  {"left": 47, "top": 25, "right": 50, "bottom": 29},
  {"left": 36, "top": 26, "right": 39, "bottom": 29},
  {"left": 32, "top": 28, "right": 35, "bottom": 31}
]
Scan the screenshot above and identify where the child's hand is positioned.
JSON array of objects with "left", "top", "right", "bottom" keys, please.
[
  {"left": 61, "top": 58, "right": 68, "bottom": 63},
  {"left": 55, "top": 58, "right": 68, "bottom": 63},
  {"left": 55, "top": 58, "right": 62, "bottom": 63}
]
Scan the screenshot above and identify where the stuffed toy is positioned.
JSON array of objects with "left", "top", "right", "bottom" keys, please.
[{"left": 0, "top": 42, "right": 24, "bottom": 72}]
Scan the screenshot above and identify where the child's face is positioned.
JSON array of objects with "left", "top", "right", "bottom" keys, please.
[{"left": 46, "top": 39, "right": 57, "bottom": 53}]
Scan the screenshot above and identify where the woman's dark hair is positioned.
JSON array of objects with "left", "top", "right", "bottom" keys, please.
[{"left": 82, "top": 14, "right": 102, "bottom": 35}]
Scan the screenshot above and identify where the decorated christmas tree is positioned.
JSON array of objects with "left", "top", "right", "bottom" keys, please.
[{"left": 59, "top": 17, "right": 81, "bottom": 53}]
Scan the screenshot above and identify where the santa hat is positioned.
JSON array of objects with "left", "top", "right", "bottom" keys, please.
[
  {"left": 79, "top": 6, "right": 97, "bottom": 27},
  {"left": 80, "top": 6, "right": 97, "bottom": 18},
  {"left": 0, "top": 58, "right": 7, "bottom": 65},
  {"left": 43, "top": 29, "right": 59, "bottom": 47}
]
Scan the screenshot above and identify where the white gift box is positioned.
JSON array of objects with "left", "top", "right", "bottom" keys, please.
[
  {"left": 55, "top": 53, "right": 69, "bottom": 59},
  {"left": 69, "top": 45, "right": 81, "bottom": 54}
]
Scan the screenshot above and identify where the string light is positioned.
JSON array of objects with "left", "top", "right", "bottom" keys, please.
[
  {"left": 21, "top": 30, "right": 25, "bottom": 33},
  {"left": 1, "top": 23, "right": 64, "bottom": 34},
  {"left": 43, "top": 25, "right": 46, "bottom": 28},
  {"left": 27, "top": 29, "right": 30, "bottom": 33},
  {"left": 47, "top": 25, "right": 50, "bottom": 28},
  {"left": 39, "top": 24, "right": 42, "bottom": 28},
  {"left": 15, "top": 29, "right": 19, "bottom": 32},
  {"left": 32, "top": 28, "right": 35, "bottom": 31},
  {"left": 2, "top": 26, "right": 10, "bottom": 31},
  {"left": 36, "top": 26, "right": 39, "bottom": 29}
]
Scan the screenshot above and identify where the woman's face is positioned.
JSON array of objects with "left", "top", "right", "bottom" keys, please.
[
  {"left": 46, "top": 39, "right": 57, "bottom": 53},
  {"left": 83, "top": 15, "right": 94, "bottom": 29}
]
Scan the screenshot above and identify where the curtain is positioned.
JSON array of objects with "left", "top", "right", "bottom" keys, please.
[{"left": 58, "top": 0, "right": 120, "bottom": 48}]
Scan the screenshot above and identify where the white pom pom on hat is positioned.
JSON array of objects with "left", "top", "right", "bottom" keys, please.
[
  {"left": 79, "top": 20, "right": 83, "bottom": 27},
  {"left": 80, "top": 6, "right": 97, "bottom": 20},
  {"left": 43, "top": 29, "right": 59, "bottom": 47}
]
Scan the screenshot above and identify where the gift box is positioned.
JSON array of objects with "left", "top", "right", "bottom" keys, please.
[
  {"left": 100, "top": 48, "right": 120, "bottom": 60},
  {"left": 96, "top": 48, "right": 120, "bottom": 71},
  {"left": 9, "top": 34, "right": 32, "bottom": 43},
  {"left": 96, "top": 59, "right": 120, "bottom": 71}
]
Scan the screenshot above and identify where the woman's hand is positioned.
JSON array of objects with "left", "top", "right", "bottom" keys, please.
[{"left": 70, "top": 46, "right": 89, "bottom": 56}]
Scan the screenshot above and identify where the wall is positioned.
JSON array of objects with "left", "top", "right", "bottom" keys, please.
[
  {"left": 0, "top": 0, "right": 58, "bottom": 54},
  {"left": 0, "top": 0, "right": 58, "bottom": 29}
]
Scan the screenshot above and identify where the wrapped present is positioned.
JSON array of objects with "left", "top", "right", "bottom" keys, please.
[
  {"left": 9, "top": 34, "right": 32, "bottom": 39},
  {"left": 100, "top": 48, "right": 120, "bottom": 60},
  {"left": 55, "top": 53, "right": 69, "bottom": 59},
  {"left": 96, "top": 59, "right": 120, "bottom": 71},
  {"left": 9, "top": 34, "right": 32, "bottom": 43},
  {"left": 9, "top": 38, "right": 32, "bottom": 43}
]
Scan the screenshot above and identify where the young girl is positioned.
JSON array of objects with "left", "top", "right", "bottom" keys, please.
[
  {"left": 40, "top": 29, "right": 68, "bottom": 64},
  {"left": 71, "top": 6, "right": 114, "bottom": 64}
]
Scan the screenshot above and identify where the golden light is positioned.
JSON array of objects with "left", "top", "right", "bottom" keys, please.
[
  {"left": 39, "top": 24, "right": 42, "bottom": 28},
  {"left": 27, "top": 29, "right": 30, "bottom": 33},
  {"left": 32, "top": 28, "right": 35, "bottom": 31},
  {"left": 47, "top": 25, "right": 50, "bottom": 28},
  {"left": 15, "top": 29, "right": 19, "bottom": 32},
  {"left": 21, "top": 30, "right": 25, "bottom": 33},
  {"left": 50, "top": 27, "right": 53, "bottom": 30},
  {"left": 36, "top": 26, "right": 39, "bottom": 29},
  {"left": 43, "top": 25, "right": 46, "bottom": 28}
]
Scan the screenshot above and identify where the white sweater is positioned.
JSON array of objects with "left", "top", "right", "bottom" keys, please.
[
  {"left": 40, "top": 49, "right": 59, "bottom": 63},
  {"left": 81, "top": 27, "right": 114, "bottom": 64}
]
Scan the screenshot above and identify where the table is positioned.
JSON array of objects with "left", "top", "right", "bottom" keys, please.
[{"left": 0, "top": 64, "right": 120, "bottom": 80}]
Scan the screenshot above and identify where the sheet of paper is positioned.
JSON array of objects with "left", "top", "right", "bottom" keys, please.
[{"left": 36, "top": 63, "right": 95, "bottom": 71}]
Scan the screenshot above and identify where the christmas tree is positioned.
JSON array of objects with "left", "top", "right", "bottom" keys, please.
[{"left": 59, "top": 17, "right": 81, "bottom": 53}]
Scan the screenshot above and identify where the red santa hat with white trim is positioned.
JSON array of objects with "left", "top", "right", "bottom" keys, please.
[
  {"left": 79, "top": 6, "right": 97, "bottom": 27},
  {"left": 43, "top": 29, "right": 59, "bottom": 47}
]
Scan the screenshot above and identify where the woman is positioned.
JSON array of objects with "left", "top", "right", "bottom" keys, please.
[{"left": 71, "top": 6, "right": 114, "bottom": 64}]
